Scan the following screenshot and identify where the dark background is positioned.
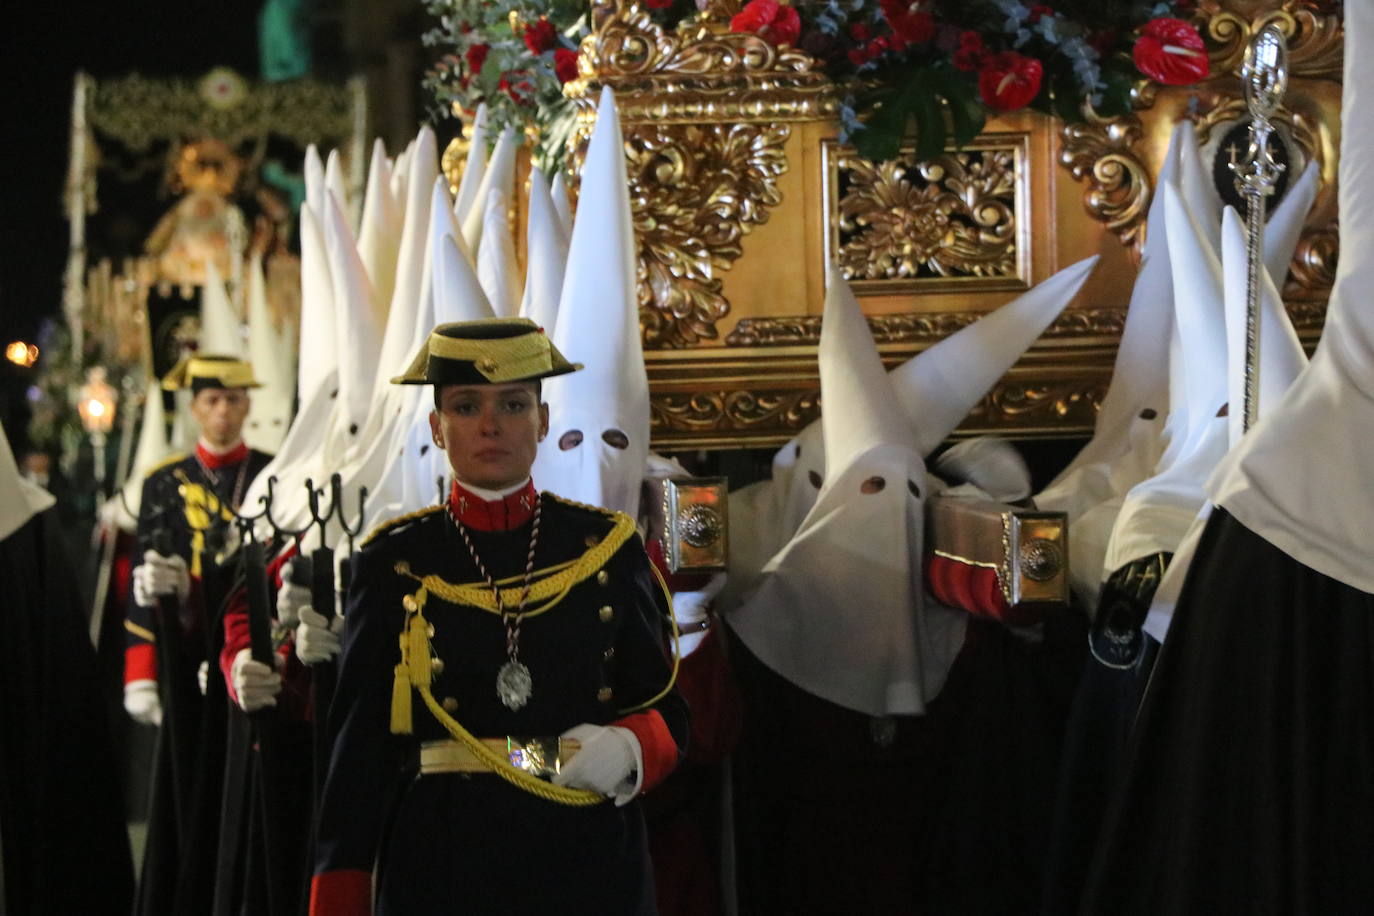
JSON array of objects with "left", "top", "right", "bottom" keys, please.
[{"left": 0, "top": 0, "right": 432, "bottom": 449}]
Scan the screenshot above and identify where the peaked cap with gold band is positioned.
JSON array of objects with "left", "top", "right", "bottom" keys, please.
[
  {"left": 162, "top": 354, "right": 263, "bottom": 392},
  {"left": 391, "top": 318, "right": 581, "bottom": 386}
]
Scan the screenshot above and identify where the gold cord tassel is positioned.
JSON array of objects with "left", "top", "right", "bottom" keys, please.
[
  {"left": 390, "top": 662, "right": 413, "bottom": 734},
  {"left": 390, "top": 589, "right": 431, "bottom": 735}
]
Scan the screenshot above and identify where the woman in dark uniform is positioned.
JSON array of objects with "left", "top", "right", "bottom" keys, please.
[{"left": 310, "top": 318, "right": 688, "bottom": 916}]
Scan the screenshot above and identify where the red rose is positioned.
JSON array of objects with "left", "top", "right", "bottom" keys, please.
[
  {"left": 1133, "top": 18, "right": 1209, "bottom": 86},
  {"left": 762, "top": 5, "right": 801, "bottom": 46},
  {"left": 523, "top": 19, "right": 559, "bottom": 55},
  {"left": 466, "top": 43, "right": 490, "bottom": 74},
  {"left": 730, "top": 0, "right": 779, "bottom": 35},
  {"left": 978, "top": 51, "right": 1043, "bottom": 111},
  {"left": 850, "top": 23, "right": 871, "bottom": 42},
  {"left": 730, "top": 0, "right": 800, "bottom": 47},
  {"left": 1028, "top": 5, "right": 1054, "bottom": 24},
  {"left": 879, "top": 0, "right": 935, "bottom": 46},
  {"left": 554, "top": 47, "right": 579, "bottom": 84}
]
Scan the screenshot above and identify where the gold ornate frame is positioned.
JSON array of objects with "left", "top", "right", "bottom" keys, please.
[{"left": 564, "top": 0, "right": 1342, "bottom": 450}]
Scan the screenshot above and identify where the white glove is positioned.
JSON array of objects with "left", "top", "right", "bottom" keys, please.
[
  {"left": 933, "top": 437, "right": 1032, "bottom": 503},
  {"left": 124, "top": 679, "right": 163, "bottom": 726},
  {"left": 673, "top": 572, "right": 727, "bottom": 657},
  {"left": 230, "top": 648, "right": 282, "bottom": 713},
  {"left": 133, "top": 551, "right": 190, "bottom": 608},
  {"left": 275, "top": 565, "right": 311, "bottom": 629},
  {"left": 197, "top": 660, "right": 209, "bottom": 696},
  {"left": 295, "top": 606, "right": 344, "bottom": 665},
  {"left": 552, "top": 723, "right": 641, "bottom": 805}
]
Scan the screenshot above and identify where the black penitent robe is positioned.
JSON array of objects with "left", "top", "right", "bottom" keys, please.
[
  {"left": 728, "top": 606, "right": 1085, "bottom": 916},
  {"left": 1041, "top": 554, "right": 1166, "bottom": 914},
  {"left": 0, "top": 506, "right": 134, "bottom": 914},
  {"left": 1081, "top": 509, "right": 1374, "bottom": 915}
]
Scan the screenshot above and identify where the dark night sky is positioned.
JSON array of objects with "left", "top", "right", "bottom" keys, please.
[
  {"left": 0, "top": 3, "right": 271, "bottom": 444},
  {"left": 1, "top": 2, "right": 265, "bottom": 343}
]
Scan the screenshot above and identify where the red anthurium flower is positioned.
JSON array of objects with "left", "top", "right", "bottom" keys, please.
[
  {"left": 554, "top": 48, "right": 579, "bottom": 84},
  {"left": 978, "top": 51, "right": 1043, "bottom": 111},
  {"left": 1133, "top": 18, "right": 1209, "bottom": 85},
  {"left": 523, "top": 19, "right": 559, "bottom": 55},
  {"left": 466, "top": 43, "right": 490, "bottom": 74},
  {"left": 731, "top": 0, "right": 779, "bottom": 35},
  {"left": 879, "top": 0, "right": 935, "bottom": 45}
]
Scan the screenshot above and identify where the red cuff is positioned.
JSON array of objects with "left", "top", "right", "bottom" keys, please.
[
  {"left": 310, "top": 869, "right": 371, "bottom": 916},
  {"left": 613, "top": 709, "right": 680, "bottom": 794},
  {"left": 125, "top": 643, "right": 157, "bottom": 685}
]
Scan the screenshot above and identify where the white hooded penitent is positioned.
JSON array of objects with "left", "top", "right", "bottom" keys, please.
[
  {"left": 243, "top": 252, "right": 295, "bottom": 452},
  {"left": 519, "top": 166, "right": 570, "bottom": 335},
  {"left": 722, "top": 257, "right": 1094, "bottom": 613},
  {"left": 1142, "top": 202, "right": 1312, "bottom": 641},
  {"left": 452, "top": 103, "right": 490, "bottom": 228},
  {"left": 532, "top": 88, "right": 649, "bottom": 519},
  {"left": 357, "top": 137, "right": 402, "bottom": 329},
  {"left": 476, "top": 185, "right": 522, "bottom": 317},
  {"left": 728, "top": 267, "right": 966, "bottom": 716},
  {"left": 1101, "top": 182, "right": 1230, "bottom": 575},
  {"left": 0, "top": 420, "right": 54, "bottom": 542},
  {"left": 460, "top": 126, "right": 516, "bottom": 255}
]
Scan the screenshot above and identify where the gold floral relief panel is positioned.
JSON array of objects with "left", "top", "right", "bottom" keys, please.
[{"left": 823, "top": 134, "right": 1032, "bottom": 295}]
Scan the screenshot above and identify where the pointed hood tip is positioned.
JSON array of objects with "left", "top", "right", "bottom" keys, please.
[
  {"left": 818, "top": 268, "right": 916, "bottom": 471},
  {"left": 893, "top": 256, "right": 1096, "bottom": 454}
]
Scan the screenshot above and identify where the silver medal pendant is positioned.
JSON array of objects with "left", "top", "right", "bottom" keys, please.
[{"left": 496, "top": 660, "right": 533, "bottom": 711}]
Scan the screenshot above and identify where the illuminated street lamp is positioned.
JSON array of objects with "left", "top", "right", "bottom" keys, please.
[
  {"left": 77, "top": 366, "right": 117, "bottom": 490},
  {"left": 5, "top": 341, "right": 39, "bottom": 367}
]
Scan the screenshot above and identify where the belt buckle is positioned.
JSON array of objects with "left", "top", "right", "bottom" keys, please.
[{"left": 505, "top": 737, "right": 562, "bottom": 780}]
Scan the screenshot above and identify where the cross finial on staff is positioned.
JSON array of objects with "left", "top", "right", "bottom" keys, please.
[{"left": 1229, "top": 24, "right": 1289, "bottom": 434}]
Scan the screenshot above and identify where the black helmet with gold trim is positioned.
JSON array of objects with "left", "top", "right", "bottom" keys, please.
[
  {"left": 161, "top": 354, "right": 262, "bottom": 393},
  {"left": 391, "top": 318, "right": 581, "bottom": 386}
]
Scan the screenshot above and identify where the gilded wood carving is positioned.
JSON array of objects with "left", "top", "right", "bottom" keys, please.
[{"left": 565, "top": 0, "right": 1343, "bottom": 449}]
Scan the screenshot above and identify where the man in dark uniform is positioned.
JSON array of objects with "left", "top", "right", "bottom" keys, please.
[
  {"left": 124, "top": 353, "right": 273, "bottom": 915},
  {"left": 309, "top": 318, "right": 689, "bottom": 916}
]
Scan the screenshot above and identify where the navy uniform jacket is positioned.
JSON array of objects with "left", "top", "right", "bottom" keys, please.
[
  {"left": 125, "top": 445, "right": 271, "bottom": 916},
  {"left": 125, "top": 446, "right": 274, "bottom": 683},
  {"left": 312, "top": 493, "right": 689, "bottom": 916}
]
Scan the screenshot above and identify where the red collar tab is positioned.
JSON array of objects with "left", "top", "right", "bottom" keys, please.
[
  {"left": 196, "top": 441, "right": 249, "bottom": 470},
  {"left": 449, "top": 480, "right": 538, "bottom": 532}
]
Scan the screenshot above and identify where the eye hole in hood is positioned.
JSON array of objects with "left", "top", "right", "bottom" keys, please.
[
  {"left": 860, "top": 476, "right": 885, "bottom": 494},
  {"left": 559, "top": 430, "right": 584, "bottom": 451},
  {"left": 601, "top": 429, "right": 630, "bottom": 450}
]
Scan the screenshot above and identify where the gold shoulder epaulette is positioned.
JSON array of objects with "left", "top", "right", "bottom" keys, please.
[
  {"left": 544, "top": 492, "right": 631, "bottom": 527},
  {"left": 360, "top": 504, "right": 445, "bottom": 549},
  {"left": 144, "top": 452, "right": 187, "bottom": 477}
]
